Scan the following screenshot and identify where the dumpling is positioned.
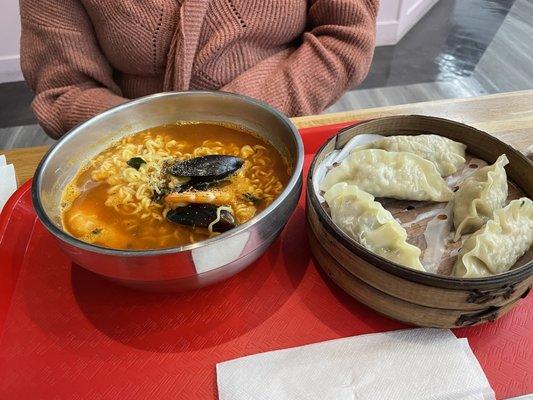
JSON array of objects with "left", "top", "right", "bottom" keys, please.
[
  {"left": 452, "top": 154, "right": 508, "bottom": 241},
  {"left": 354, "top": 134, "right": 466, "bottom": 176},
  {"left": 320, "top": 149, "right": 453, "bottom": 202},
  {"left": 453, "top": 198, "right": 533, "bottom": 278},
  {"left": 324, "top": 182, "right": 424, "bottom": 271}
]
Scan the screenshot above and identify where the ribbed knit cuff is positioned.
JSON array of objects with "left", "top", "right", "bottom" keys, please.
[{"left": 63, "top": 87, "right": 128, "bottom": 132}]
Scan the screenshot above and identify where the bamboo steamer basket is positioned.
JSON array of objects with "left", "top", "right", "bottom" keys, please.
[{"left": 306, "top": 115, "right": 533, "bottom": 328}]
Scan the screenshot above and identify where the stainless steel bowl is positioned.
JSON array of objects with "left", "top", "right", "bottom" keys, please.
[{"left": 32, "top": 91, "right": 304, "bottom": 291}]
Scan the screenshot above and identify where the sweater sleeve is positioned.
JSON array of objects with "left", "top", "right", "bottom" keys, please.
[
  {"left": 20, "top": 0, "right": 128, "bottom": 138},
  {"left": 222, "top": 0, "right": 379, "bottom": 117}
]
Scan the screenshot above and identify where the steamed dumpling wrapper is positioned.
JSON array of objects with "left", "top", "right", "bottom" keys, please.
[
  {"left": 453, "top": 197, "right": 533, "bottom": 278},
  {"left": 324, "top": 182, "right": 424, "bottom": 271},
  {"left": 321, "top": 149, "right": 453, "bottom": 202},
  {"left": 452, "top": 154, "right": 509, "bottom": 241},
  {"left": 353, "top": 134, "right": 466, "bottom": 176}
]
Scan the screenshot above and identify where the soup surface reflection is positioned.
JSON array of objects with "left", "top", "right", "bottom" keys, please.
[{"left": 61, "top": 123, "right": 289, "bottom": 250}]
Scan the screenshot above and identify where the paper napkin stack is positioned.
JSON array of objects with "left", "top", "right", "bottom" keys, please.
[
  {"left": 217, "top": 328, "right": 495, "bottom": 400},
  {"left": 0, "top": 154, "right": 17, "bottom": 212}
]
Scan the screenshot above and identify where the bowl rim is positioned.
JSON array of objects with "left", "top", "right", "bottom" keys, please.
[
  {"left": 32, "top": 90, "right": 304, "bottom": 257},
  {"left": 307, "top": 115, "right": 533, "bottom": 289}
]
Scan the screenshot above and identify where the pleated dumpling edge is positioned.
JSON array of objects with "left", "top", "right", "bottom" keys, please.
[
  {"left": 320, "top": 149, "right": 453, "bottom": 202},
  {"left": 353, "top": 134, "right": 466, "bottom": 176},
  {"left": 452, "top": 154, "right": 509, "bottom": 241},
  {"left": 453, "top": 197, "right": 533, "bottom": 278},
  {"left": 324, "top": 182, "right": 425, "bottom": 271}
]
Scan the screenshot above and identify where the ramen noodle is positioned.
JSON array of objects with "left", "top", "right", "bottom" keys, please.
[{"left": 61, "top": 122, "right": 289, "bottom": 250}]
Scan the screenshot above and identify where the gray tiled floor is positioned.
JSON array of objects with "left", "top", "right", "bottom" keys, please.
[
  {"left": 326, "top": 0, "right": 533, "bottom": 114},
  {"left": 360, "top": 0, "right": 515, "bottom": 89},
  {"left": 0, "top": 81, "right": 36, "bottom": 128},
  {"left": 0, "top": 125, "right": 53, "bottom": 149},
  {"left": 326, "top": 77, "right": 488, "bottom": 113},
  {"left": 471, "top": 0, "right": 533, "bottom": 94}
]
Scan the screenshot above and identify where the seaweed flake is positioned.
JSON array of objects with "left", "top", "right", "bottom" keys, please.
[{"left": 127, "top": 157, "right": 146, "bottom": 170}]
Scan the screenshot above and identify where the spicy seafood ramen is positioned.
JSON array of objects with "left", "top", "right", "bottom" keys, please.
[{"left": 61, "top": 122, "right": 289, "bottom": 250}]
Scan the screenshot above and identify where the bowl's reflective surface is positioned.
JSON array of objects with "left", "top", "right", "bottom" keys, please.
[{"left": 32, "top": 91, "right": 303, "bottom": 291}]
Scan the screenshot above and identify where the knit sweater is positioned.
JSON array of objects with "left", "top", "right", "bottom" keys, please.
[{"left": 20, "top": 0, "right": 379, "bottom": 138}]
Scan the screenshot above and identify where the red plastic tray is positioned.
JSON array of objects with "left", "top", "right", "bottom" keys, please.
[{"left": 0, "top": 122, "right": 531, "bottom": 399}]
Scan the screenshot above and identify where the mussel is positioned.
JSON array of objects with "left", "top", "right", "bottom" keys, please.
[
  {"left": 168, "top": 155, "right": 244, "bottom": 183},
  {"left": 166, "top": 204, "right": 236, "bottom": 233},
  {"left": 158, "top": 156, "right": 244, "bottom": 208}
]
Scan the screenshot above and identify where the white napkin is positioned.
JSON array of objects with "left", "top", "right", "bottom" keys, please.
[
  {"left": 217, "top": 328, "right": 494, "bottom": 400},
  {"left": 0, "top": 154, "right": 18, "bottom": 212}
]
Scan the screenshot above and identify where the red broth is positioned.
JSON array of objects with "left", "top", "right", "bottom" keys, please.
[{"left": 61, "top": 123, "right": 289, "bottom": 250}]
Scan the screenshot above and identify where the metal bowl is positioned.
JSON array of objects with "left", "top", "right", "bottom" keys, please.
[{"left": 32, "top": 91, "right": 304, "bottom": 291}]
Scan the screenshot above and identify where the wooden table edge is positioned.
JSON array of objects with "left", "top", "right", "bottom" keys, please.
[{"left": 4, "top": 90, "right": 533, "bottom": 186}]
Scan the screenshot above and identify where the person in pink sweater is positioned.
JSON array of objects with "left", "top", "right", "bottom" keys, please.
[{"left": 20, "top": 0, "right": 379, "bottom": 138}]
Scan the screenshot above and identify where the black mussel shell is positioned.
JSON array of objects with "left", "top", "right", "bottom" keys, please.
[
  {"left": 168, "top": 155, "right": 244, "bottom": 181},
  {"left": 166, "top": 204, "right": 236, "bottom": 233}
]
